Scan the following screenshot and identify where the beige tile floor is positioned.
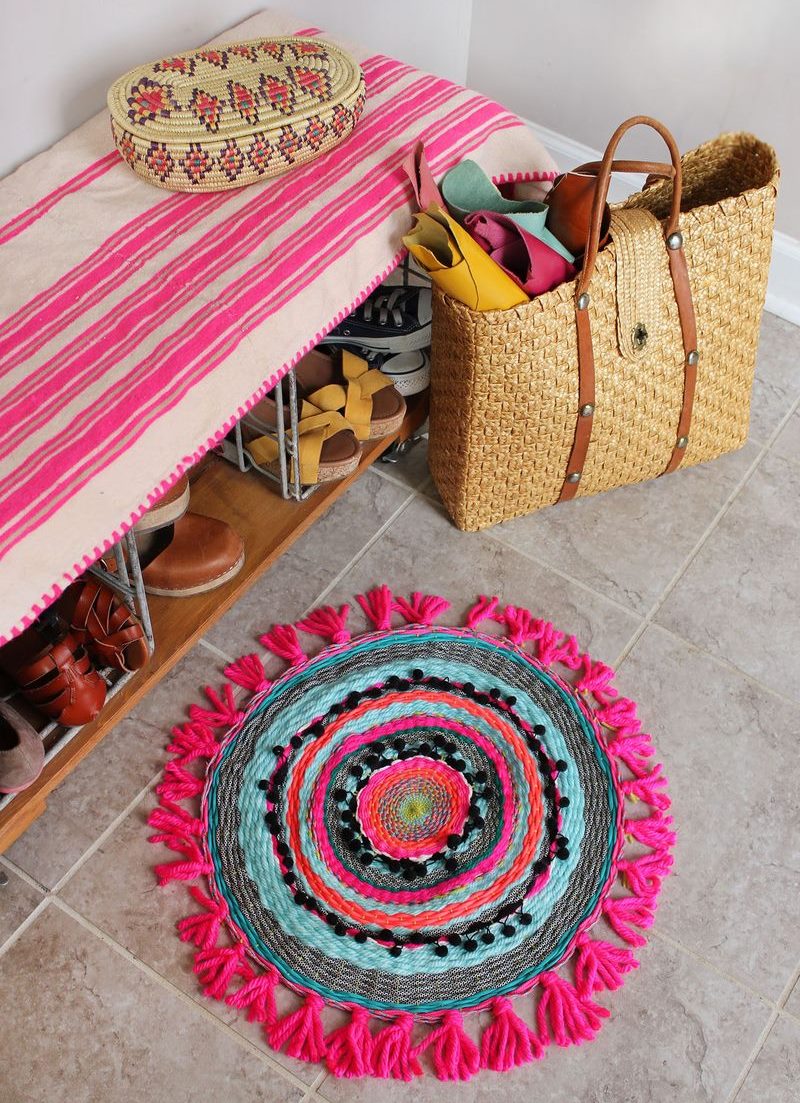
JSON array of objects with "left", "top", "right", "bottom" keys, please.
[{"left": 1, "top": 312, "right": 798, "bottom": 1103}]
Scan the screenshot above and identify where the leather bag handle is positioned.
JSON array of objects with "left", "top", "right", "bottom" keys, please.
[
  {"left": 558, "top": 115, "right": 699, "bottom": 504},
  {"left": 572, "top": 159, "right": 675, "bottom": 180},
  {"left": 577, "top": 115, "right": 683, "bottom": 296}
]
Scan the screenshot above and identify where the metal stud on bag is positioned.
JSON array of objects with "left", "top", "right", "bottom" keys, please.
[
  {"left": 576, "top": 293, "right": 590, "bottom": 311},
  {"left": 687, "top": 349, "right": 699, "bottom": 366},
  {"left": 676, "top": 435, "right": 689, "bottom": 449},
  {"left": 666, "top": 231, "right": 684, "bottom": 250},
  {"left": 566, "top": 472, "right": 582, "bottom": 484},
  {"left": 580, "top": 404, "right": 595, "bottom": 417}
]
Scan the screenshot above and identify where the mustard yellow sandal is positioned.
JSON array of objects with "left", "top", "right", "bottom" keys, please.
[
  {"left": 304, "top": 348, "right": 407, "bottom": 441},
  {"left": 242, "top": 382, "right": 360, "bottom": 486}
]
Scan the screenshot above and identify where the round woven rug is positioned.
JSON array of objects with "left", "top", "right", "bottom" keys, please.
[{"left": 150, "top": 588, "right": 674, "bottom": 1080}]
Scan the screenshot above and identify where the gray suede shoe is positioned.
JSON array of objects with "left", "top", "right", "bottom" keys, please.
[{"left": 0, "top": 701, "right": 44, "bottom": 794}]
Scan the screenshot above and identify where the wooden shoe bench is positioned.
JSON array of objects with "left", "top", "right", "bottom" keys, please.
[
  {"left": 0, "top": 395, "right": 426, "bottom": 853},
  {"left": 0, "top": 393, "right": 426, "bottom": 853}
]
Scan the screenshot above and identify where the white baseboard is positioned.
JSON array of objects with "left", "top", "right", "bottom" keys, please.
[
  {"left": 765, "top": 232, "right": 800, "bottom": 326},
  {"left": 528, "top": 121, "right": 800, "bottom": 326}
]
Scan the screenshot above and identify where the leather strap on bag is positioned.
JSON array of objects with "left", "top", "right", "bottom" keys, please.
[{"left": 558, "top": 115, "right": 699, "bottom": 503}]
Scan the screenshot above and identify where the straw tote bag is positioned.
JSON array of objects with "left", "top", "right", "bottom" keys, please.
[{"left": 428, "top": 116, "right": 779, "bottom": 531}]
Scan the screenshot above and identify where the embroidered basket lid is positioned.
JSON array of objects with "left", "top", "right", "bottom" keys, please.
[{"left": 107, "top": 37, "right": 366, "bottom": 192}]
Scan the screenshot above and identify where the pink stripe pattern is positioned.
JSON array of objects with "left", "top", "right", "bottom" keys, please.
[
  {"left": 0, "top": 152, "right": 120, "bottom": 247},
  {"left": 0, "top": 12, "right": 558, "bottom": 644}
]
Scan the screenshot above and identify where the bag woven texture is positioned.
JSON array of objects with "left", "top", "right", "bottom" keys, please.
[
  {"left": 108, "top": 36, "right": 366, "bottom": 192},
  {"left": 429, "top": 131, "right": 779, "bottom": 530}
]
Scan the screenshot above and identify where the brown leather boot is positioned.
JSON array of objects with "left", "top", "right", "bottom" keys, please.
[
  {"left": 140, "top": 513, "right": 244, "bottom": 597},
  {"left": 0, "top": 701, "right": 45, "bottom": 794}
]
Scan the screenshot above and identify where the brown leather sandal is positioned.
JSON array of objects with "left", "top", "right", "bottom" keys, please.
[
  {"left": 58, "top": 578, "right": 149, "bottom": 673},
  {"left": 0, "top": 623, "right": 107, "bottom": 727}
]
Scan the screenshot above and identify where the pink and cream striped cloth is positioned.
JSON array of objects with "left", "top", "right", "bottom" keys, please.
[{"left": 0, "top": 10, "right": 556, "bottom": 644}]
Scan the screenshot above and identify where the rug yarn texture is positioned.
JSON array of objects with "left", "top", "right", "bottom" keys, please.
[{"left": 150, "top": 588, "right": 674, "bottom": 1080}]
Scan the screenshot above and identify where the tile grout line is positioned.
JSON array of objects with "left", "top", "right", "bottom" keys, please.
[
  {"left": 50, "top": 772, "right": 161, "bottom": 895},
  {"left": 295, "top": 489, "right": 418, "bottom": 615},
  {"left": 726, "top": 957, "right": 800, "bottom": 1103},
  {"left": 478, "top": 485, "right": 799, "bottom": 700},
  {"left": 0, "top": 775, "right": 162, "bottom": 953},
  {"left": 483, "top": 527, "right": 644, "bottom": 622},
  {"left": 0, "top": 894, "right": 52, "bottom": 960},
  {"left": 370, "top": 459, "right": 428, "bottom": 495},
  {"left": 725, "top": 1008, "right": 780, "bottom": 1103},
  {"left": 613, "top": 395, "right": 800, "bottom": 669},
  {"left": 300, "top": 1069, "right": 329, "bottom": 1102},
  {"left": 774, "top": 957, "right": 800, "bottom": 1015},
  {"left": 50, "top": 895, "right": 314, "bottom": 1093},
  {"left": 645, "top": 620, "right": 800, "bottom": 709},
  {"left": 649, "top": 928, "right": 779, "bottom": 1011},
  {"left": 197, "top": 637, "right": 236, "bottom": 664},
  {"left": 0, "top": 853, "right": 47, "bottom": 893}
]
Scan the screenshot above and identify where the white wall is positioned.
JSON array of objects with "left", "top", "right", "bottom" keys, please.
[
  {"left": 467, "top": 0, "right": 799, "bottom": 239},
  {"left": 0, "top": 2, "right": 471, "bottom": 178}
]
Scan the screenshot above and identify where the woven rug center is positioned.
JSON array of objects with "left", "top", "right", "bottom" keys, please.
[{"left": 356, "top": 755, "right": 473, "bottom": 859}]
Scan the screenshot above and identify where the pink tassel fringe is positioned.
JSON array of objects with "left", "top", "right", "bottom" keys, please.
[
  {"left": 260, "top": 623, "right": 307, "bottom": 667},
  {"left": 393, "top": 591, "right": 451, "bottom": 626},
  {"left": 154, "top": 837, "right": 212, "bottom": 886},
  {"left": 297, "top": 603, "right": 351, "bottom": 645},
  {"left": 356, "top": 585, "right": 394, "bottom": 630},
  {"left": 610, "top": 731, "right": 657, "bottom": 777},
  {"left": 574, "top": 935, "right": 639, "bottom": 996},
  {"left": 575, "top": 654, "right": 619, "bottom": 703},
  {"left": 417, "top": 1010, "right": 480, "bottom": 1081},
  {"left": 194, "top": 944, "right": 247, "bottom": 999},
  {"left": 619, "top": 851, "right": 674, "bottom": 896},
  {"left": 325, "top": 1006, "right": 375, "bottom": 1078},
  {"left": 226, "top": 966, "right": 280, "bottom": 1024},
  {"left": 166, "top": 722, "right": 218, "bottom": 764},
  {"left": 624, "top": 813, "right": 677, "bottom": 849},
  {"left": 155, "top": 761, "right": 204, "bottom": 802},
  {"left": 189, "top": 683, "right": 244, "bottom": 729},
  {"left": 372, "top": 1013, "right": 422, "bottom": 1080},
  {"left": 502, "top": 605, "right": 542, "bottom": 645},
  {"left": 268, "top": 993, "right": 328, "bottom": 1062},
  {"left": 464, "top": 594, "right": 499, "bottom": 629},
  {"left": 597, "top": 696, "right": 640, "bottom": 732},
  {"left": 177, "top": 886, "right": 228, "bottom": 950},
  {"left": 147, "top": 800, "right": 204, "bottom": 841},
  {"left": 536, "top": 972, "right": 609, "bottom": 1047},
  {"left": 225, "top": 653, "right": 271, "bottom": 693},
  {"left": 622, "top": 764, "right": 671, "bottom": 810},
  {"left": 480, "top": 996, "right": 543, "bottom": 1070},
  {"left": 603, "top": 895, "right": 656, "bottom": 946},
  {"left": 536, "top": 623, "right": 580, "bottom": 668}
]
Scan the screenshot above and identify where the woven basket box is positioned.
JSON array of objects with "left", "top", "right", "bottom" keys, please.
[{"left": 107, "top": 36, "right": 366, "bottom": 192}]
